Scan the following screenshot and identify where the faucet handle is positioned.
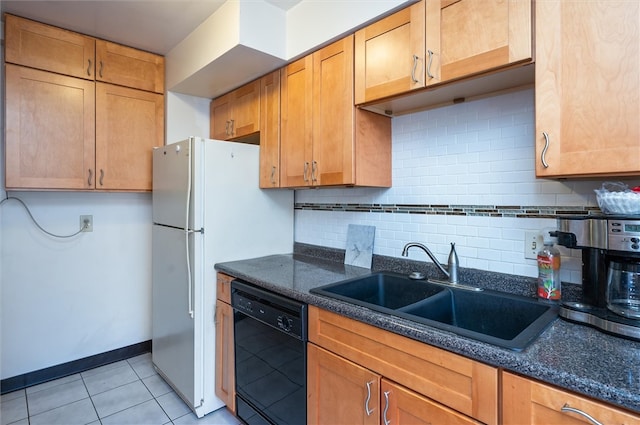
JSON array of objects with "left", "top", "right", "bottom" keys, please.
[{"left": 448, "top": 243, "right": 459, "bottom": 284}]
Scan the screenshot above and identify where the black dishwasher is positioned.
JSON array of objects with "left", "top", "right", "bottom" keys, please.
[{"left": 231, "top": 280, "right": 307, "bottom": 425}]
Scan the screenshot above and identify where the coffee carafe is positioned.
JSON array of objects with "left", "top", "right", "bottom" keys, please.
[
  {"left": 554, "top": 216, "right": 640, "bottom": 341},
  {"left": 607, "top": 259, "right": 640, "bottom": 319}
]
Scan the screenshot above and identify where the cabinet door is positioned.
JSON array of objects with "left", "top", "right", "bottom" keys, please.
[
  {"left": 259, "top": 70, "right": 281, "bottom": 188},
  {"left": 95, "top": 40, "right": 164, "bottom": 93},
  {"left": 229, "top": 79, "right": 260, "bottom": 140},
  {"left": 5, "top": 64, "right": 95, "bottom": 190},
  {"left": 214, "top": 300, "right": 235, "bottom": 412},
  {"left": 5, "top": 14, "right": 96, "bottom": 80},
  {"left": 535, "top": 1, "right": 640, "bottom": 177},
  {"left": 95, "top": 83, "right": 164, "bottom": 191},
  {"left": 280, "top": 55, "right": 314, "bottom": 187},
  {"left": 381, "top": 379, "right": 481, "bottom": 425},
  {"left": 308, "top": 344, "right": 379, "bottom": 425},
  {"left": 354, "top": 0, "right": 426, "bottom": 104},
  {"left": 312, "top": 35, "right": 355, "bottom": 186},
  {"left": 502, "top": 372, "right": 639, "bottom": 424},
  {"left": 434, "top": 0, "right": 532, "bottom": 83},
  {"left": 210, "top": 94, "right": 232, "bottom": 140}
]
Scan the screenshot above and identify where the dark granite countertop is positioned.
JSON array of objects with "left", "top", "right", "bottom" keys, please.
[{"left": 215, "top": 244, "right": 640, "bottom": 415}]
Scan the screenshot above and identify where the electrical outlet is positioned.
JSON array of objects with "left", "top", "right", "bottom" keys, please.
[
  {"left": 80, "top": 215, "right": 93, "bottom": 232},
  {"left": 524, "top": 231, "right": 543, "bottom": 259}
]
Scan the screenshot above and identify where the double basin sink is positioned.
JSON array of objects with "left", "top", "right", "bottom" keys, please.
[{"left": 311, "top": 272, "right": 558, "bottom": 351}]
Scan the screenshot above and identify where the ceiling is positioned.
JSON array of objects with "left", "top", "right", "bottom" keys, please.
[{"left": 1, "top": 0, "right": 303, "bottom": 55}]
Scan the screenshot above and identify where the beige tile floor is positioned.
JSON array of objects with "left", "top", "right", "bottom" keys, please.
[{"left": 0, "top": 353, "right": 241, "bottom": 425}]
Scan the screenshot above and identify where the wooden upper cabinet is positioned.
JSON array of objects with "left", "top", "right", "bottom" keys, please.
[
  {"left": 95, "top": 83, "right": 164, "bottom": 191},
  {"left": 503, "top": 372, "right": 640, "bottom": 424},
  {"left": 535, "top": 0, "right": 640, "bottom": 178},
  {"left": 280, "top": 55, "right": 314, "bottom": 187},
  {"left": 312, "top": 36, "right": 355, "bottom": 186},
  {"left": 5, "top": 14, "right": 96, "bottom": 80},
  {"left": 259, "top": 70, "right": 282, "bottom": 188},
  {"left": 355, "top": 0, "right": 532, "bottom": 105},
  {"left": 433, "top": 0, "right": 532, "bottom": 83},
  {"left": 354, "top": 0, "right": 426, "bottom": 104},
  {"left": 210, "top": 80, "right": 260, "bottom": 141},
  {"left": 5, "top": 64, "right": 96, "bottom": 190},
  {"left": 281, "top": 35, "right": 391, "bottom": 188},
  {"left": 95, "top": 40, "right": 164, "bottom": 93}
]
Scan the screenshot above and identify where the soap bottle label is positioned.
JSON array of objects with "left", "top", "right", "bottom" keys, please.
[{"left": 537, "top": 255, "right": 561, "bottom": 300}]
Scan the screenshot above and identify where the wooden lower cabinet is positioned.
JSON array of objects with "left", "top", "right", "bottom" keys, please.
[
  {"left": 502, "top": 371, "right": 640, "bottom": 424},
  {"left": 215, "top": 273, "right": 235, "bottom": 413},
  {"left": 308, "top": 306, "right": 497, "bottom": 424},
  {"left": 308, "top": 344, "right": 481, "bottom": 425}
]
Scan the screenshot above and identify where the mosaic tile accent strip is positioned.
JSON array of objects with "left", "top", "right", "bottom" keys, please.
[{"left": 294, "top": 203, "right": 602, "bottom": 218}]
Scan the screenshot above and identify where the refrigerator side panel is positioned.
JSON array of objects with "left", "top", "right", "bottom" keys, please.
[
  {"left": 202, "top": 140, "right": 294, "bottom": 264},
  {"left": 151, "top": 224, "right": 197, "bottom": 409},
  {"left": 152, "top": 139, "right": 191, "bottom": 228}
]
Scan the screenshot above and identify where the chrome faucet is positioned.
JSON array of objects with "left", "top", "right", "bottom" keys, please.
[{"left": 402, "top": 242, "right": 459, "bottom": 284}]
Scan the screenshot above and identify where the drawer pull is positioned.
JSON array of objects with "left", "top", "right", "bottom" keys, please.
[
  {"left": 87, "top": 59, "right": 92, "bottom": 76},
  {"left": 383, "top": 390, "right": 391, "bottom": 425},
  {"left": 541, "top": 132, "right": 550, "bottom": 168},
  {"left": 561, "top": 403, "right": 603, "bottom": 425},
  {"left": 99, "top": 61, "right": 104, "bottom": 78},
  {"left": 87, "top": 169, "right": 93, "bottom": 186},
  {"left": 365, "top": 381, "right": 375, "bottom": 416},
  {"left": 99, "top": 169, "right": 105, "bottom": 186}
]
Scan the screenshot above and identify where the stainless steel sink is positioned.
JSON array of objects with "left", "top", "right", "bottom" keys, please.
[{"left": 311, "top": 272, "right": 558, "bottom": 351}]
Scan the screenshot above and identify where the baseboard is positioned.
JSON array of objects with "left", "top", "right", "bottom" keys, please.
[{"left": 1, "top": 340, "right": 151, "bottom": 395}]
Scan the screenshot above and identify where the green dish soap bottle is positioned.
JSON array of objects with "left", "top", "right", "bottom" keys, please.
[{"left": 537, "top": 230, "right": 561, "bottom": 302}]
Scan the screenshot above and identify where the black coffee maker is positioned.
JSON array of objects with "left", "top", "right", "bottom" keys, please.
[{"left": 555, "top": 216, "right": 640, "bottom": 340}]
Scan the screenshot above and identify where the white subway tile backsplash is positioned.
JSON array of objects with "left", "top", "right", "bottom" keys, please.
[{"left": 294, "top": 87, "right": 640, "bottom": 284}]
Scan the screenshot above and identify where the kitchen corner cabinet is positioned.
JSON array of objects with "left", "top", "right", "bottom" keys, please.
[
  {"left": 535, "top": 0, "right": 640, "bottom": 178},
  {"left": 355, "top": 0, "right": 532, "bottom": 105},
  {"left": 4, "top": 14, "right": 165, "bottom": 191},
  {"left": 210, "top": 79, "right": 260, "bottom": 141},
  {"left": 502, "top": 371, "right": 640, "bottom": 424},
  {"left": 308, "top": 306, "right": 498, "bottom": 425},
  {"left": 215, "top": 273, "right": 235, "bottom": 413},
  {"left": 281, "top": 35, "right": 392, "bottom": 188},
  {"left": 259, "top": 70, "right": 282, "bottom": 188}
]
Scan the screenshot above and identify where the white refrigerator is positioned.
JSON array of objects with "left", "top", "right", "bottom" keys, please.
[{"left": 151, "top": 137, "right": 293, "bottom": 417}]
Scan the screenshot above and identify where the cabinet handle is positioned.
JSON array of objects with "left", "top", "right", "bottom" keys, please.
[
  {"left": 303, "top": 162, "right": 309, "bottom": 182},
  {"left": 311, "top": 161, "right": 318, "bottom": 183},
  {"left": 87, "top": 169, "right": 93, "bottom": 186},
  {"left": 87, "top": 59, "right": 92, "bottom": 76},
  {"left": 225, "top": 121, "right": 230, "bottom": 136},
  {"left": 229, "top": 119, "right": 235, "bottom": 136},
  {"left": 382, "top": 391, "right": 391, "bottom": 425},
  {"left": 411, "top": 55, "right": 421, "bottom": 84},
  {"left": 541, "top": 132, "right": 550, "bottom": 168},
  {"left": 99, "top": 169, "right": 104, "bottom": 186},
  {"left": 99, "top": 61, "right": 104, "bottom": 78},
  {"left": 561, "top": 404, "right": 603, "bottom": 425},
  {"left": 270, "top": 166, "right": 277, "bottom": 185},
  {"left": 426, "top": 50, "right": 435, "bottom": 79},
  {"left": 365, "top": 381, "right": 375, "bottom": 416}
]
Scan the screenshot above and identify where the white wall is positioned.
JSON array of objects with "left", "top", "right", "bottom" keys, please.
[{"left": 294, "top": 87, "right": 640, "bottom": 285}]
